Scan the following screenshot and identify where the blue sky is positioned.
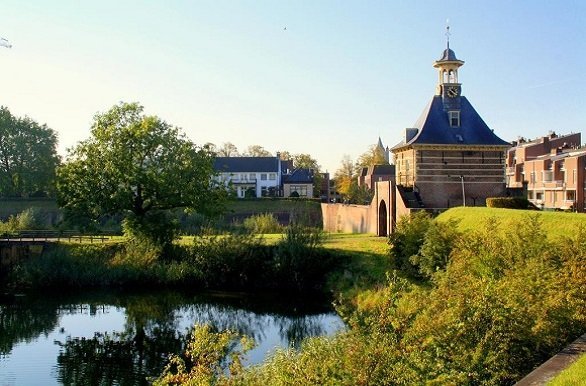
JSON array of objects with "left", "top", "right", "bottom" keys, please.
[{"left": 1, "top": 1, "right": 585, "bottom": 173}]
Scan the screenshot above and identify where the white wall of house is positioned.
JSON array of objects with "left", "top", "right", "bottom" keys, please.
[{"left": 217, "top": 171, "right": 280, "bottom": 197}]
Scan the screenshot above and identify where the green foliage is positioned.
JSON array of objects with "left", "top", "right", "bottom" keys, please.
[
  {"left": 486, "top": 196, "right": 536, "bottom": 209},
  {"left": 0, "top": 207, "right": 47, "bottom": 233},
  {"left": 186, "top": 233, "right": 271, "bottom": 289},
  {"left": 122, "top": 211, "right": 179, "bottom": 247},
  {"left": 0, "top": 106, "right": 59, "bottom": 197},
  {"left": 153, "top": 324, "right": 254, "bottom": 386},
  {"left": 388, "top": 211, "right": 432, "bottom": 277},
  {"left": 57, "top": 102, "right": 227, "bottom": 246},
  {"left": 346, "top": 181, "right": 373, "bottom": 204},
  {"left": 273, "top": 225, "right": 330, "bottom": 291},
  {"left": 410, "top": 219, "right": 460, "bottom": 278},
  {"left": 242, "top": 213, "right": 281, "bottom": 234}
]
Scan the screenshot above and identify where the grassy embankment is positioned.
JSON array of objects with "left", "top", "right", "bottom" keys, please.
[
  {"left": 437, "top": 206, "right": 586, "bottom": 240},
  {"left": 548, "top": 353, "right": 586, "bottom": 385}
]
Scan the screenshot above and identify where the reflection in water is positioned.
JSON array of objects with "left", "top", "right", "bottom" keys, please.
[{"left": 0, "top": 290, "right": 343, "bottom": 386}]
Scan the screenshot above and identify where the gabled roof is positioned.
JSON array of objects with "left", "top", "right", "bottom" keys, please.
[
  {"left": 370, "top": 164, "right": 395, "bottom": 175},
  {"left": 214, "top": 157, "right": 285, "bottom": 173},
  {"left": 283, "top": 168, "right": 314, "bottom": 184},
  {"left": 392, "top": 96, "right": 510, "bottom": 150}
]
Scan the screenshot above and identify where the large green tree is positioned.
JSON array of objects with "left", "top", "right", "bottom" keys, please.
[
  {"left": 244, "top": 145, "right": 271, "bottom": 157},
  {"left": 0, "top": 106, "right": 59, "bottom": 197},
  {"left": 57, "top": 102, "right": 226, "bottom": 244}
]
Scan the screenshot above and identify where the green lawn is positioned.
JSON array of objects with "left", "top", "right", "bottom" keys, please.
[
  {"left": 547, "top": 353, "right": 586, "bottom": 385},
  {"left": 437, "top": 207, "right": 586, "bottom": 240}
]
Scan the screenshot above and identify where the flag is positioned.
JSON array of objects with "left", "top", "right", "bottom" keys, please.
[{"left": 0, "top": 38, "right": 12, "bottom": 48}]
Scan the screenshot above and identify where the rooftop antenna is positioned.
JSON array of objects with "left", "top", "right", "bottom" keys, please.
[
  {"left": 0, "top": 37, "right": 12, "bottom": 49},
  {"left": 445, "top": 19, "right": 450, "bottom": 49}
]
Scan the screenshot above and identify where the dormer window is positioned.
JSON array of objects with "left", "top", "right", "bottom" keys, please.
[{"left": 449, "top": 111, "right": 460, "bottom": 127}]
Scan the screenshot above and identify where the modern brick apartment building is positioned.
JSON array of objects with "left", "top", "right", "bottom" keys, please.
[
  {"left": 391, "top": 41, "right": 510, "bottom": 208},
  {"left": 506, "top": 132, "right": 585, "bottom": 211}
]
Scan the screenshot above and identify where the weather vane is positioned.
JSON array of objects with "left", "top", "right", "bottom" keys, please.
[{"left": 445, "top": 19, "right": 450, "bottom": 49}]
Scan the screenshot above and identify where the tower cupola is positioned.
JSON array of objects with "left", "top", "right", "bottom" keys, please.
[{"left": 433, "top": 26, "right": 465, "bottom": 97}]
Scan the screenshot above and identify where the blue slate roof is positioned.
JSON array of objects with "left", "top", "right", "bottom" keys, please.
[
  {"left": 283, "top": 168, "right": 314, "bottom": 184},
  {"left": 393, "top": 96, "right": 510, "bottom": 149},
  {"left": 439, "top": 47, "right": 459, "bottom": 61},
  {"left": 214, "top": 157, "right": 287, "bottom": 173}
]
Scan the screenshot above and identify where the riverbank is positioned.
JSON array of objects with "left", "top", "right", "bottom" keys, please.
[{"left": 2, "top": 227, "right": 347, "bottom": 295}]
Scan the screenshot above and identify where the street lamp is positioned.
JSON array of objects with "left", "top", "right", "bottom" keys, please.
[{"left": 460, "top": 175, "right": 466, "bottom": 207}]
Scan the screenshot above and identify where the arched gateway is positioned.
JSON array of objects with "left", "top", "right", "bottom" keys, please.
[{"left": 378, "top": 200, "right": 388, "bottom": 236}]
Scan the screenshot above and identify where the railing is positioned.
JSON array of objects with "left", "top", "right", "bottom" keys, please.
[{"left": 0, "top": 230, "right": 114, "bottom": 243}]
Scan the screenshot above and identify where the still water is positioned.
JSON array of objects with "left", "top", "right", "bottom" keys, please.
[{"left": 0, "top": 289, "right": 344, "bottom": 385}]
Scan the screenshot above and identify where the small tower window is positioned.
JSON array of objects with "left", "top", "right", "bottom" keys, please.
[
  {"left": 449, "top": 111, "right": 460, "bottom": 127},
  {"left": 448, "top": 70, "right": 455, "bottom": 83}
]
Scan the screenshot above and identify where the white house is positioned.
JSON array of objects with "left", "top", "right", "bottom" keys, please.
[{"left": 214, "top": 155, "right": 293, "bottom": 198}]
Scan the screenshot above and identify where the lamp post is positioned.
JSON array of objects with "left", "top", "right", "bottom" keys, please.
[{"left": 460, "top": 175, "right": 466, "bottom": 207}]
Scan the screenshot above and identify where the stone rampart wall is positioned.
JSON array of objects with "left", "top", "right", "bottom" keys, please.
[{"left": 321, "top": 203, "right": 376, "bottom": 234}]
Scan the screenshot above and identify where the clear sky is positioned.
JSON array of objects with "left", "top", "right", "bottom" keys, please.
[{"left": 1, "top": 1, "right": 585, "bottom": 173}]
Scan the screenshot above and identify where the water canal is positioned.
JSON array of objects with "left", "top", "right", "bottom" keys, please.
[{"left": 0, "top": 289, "right": 344, "bottom": 385}]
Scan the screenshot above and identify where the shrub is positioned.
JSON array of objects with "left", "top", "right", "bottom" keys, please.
[
  {"left": 486, "top": 197, "right": 538, "bottom": 209},
  {"left": 242, "top": 213, "right": 281, "bottom": 234},
  {"left": 410, "top": 219, "right": 460, "bottom": 278},
  {"left": 122, "top": 211, "right": 179, "bottom": 248},
  {"left": 388, "top": 211, "right": 432, "bottom": 277}
]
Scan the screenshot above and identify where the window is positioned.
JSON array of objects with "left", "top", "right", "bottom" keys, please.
[
  {"left": 249, "top": 173, "right": 256, "bottom": 180},
  {"left": 536, "top": 192, "right": 544, "bottom": 201},
  {"left": 530, "top": 172, "right": 536, "bottom": 184},
  {"left": 290, "top": 185, "right": 308, "bottom": 197},
  {"left": 567, "top": 191, "right": 576, "bottom": 201},
  {"left": 449, "top": 111, "right": 460, "bottom": 127},
  {"left": 260, "top": 174, "right": 267, "bottom": 181},
  {"left": 542, "top": 171, "right": 553, "bottom": 182},
  {"left": 269, "top": 173, "right": 276, "bottom": 180}
]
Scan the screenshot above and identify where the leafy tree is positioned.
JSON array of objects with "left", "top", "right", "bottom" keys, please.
[
  {"left": 346, "top": 181, "right": 373, "bottom": 204},
  {"left": 0, "top": 106, "right": 59, "bottom": 197},
  {"left": 56, "top": 102, "right": 226, "bottom": 246},
  {"left": 244, "top": 145, "right": 271, "bottom": 157},
  {"left": 292, "top": 153, "right": 322, "bottom": 198},
  {"left": 276, "top": 150, "right": 292, "bottom": 161},
  {"left": 333, "top": 155, "right": 356, "bottom": 198},
  {"left": 356, "top": 144, "right": 389, "bottom": 169},
  {"left": 217, "top": 142, "right": 239, "bottom": 157},
  {"left": 292, "top": 153, "right": 320, "bottom": 170}
]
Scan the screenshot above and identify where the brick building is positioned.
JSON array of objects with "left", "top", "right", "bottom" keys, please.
[
  {"left": 391, "top": 41, "right": 510, "bottom": 208},
  {"left": 506, "top": 132, "right": 584, "bottom": 211}
]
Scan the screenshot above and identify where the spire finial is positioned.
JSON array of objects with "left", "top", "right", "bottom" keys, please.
[{"left": 445, "top": 19, "right": 450, "bottom": 49}]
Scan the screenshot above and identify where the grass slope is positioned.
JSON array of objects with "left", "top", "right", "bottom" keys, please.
[
  {"left": 548, "top": 353, "right": 586, "bottom": 385},
  {"left": 437, "top": 207, "right": 586, "bottom": 240}
]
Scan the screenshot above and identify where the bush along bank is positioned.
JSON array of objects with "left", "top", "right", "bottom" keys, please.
[{"left": 5, "top": 225, "right": 342, "bottom": 294}]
